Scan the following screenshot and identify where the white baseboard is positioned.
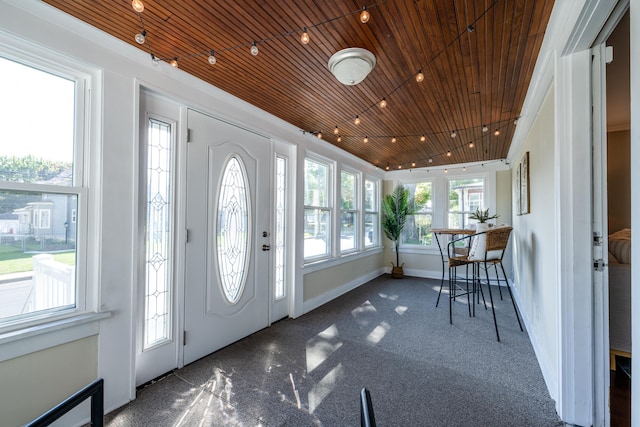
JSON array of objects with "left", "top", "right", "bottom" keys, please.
[
  {"left": 302, "top": 268, "right": 385, "bottom": 314},
  {"left": 509, "top": 281, "right": 558, "bottom": 403}
]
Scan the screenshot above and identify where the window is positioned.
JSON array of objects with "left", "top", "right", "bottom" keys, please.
[
  {"left": 304, "top": 157, "right": 331, "bottom": 260},
  {"left": 448, "top": 177, "right": 485, "bottom": 229},
  {"left": 400, "top": 181, "right": 433, "bottom": 246},
  {"left": 364, "top": 179, "right": 379, "bottom": 247},
  {"left": 340, "top": 170, "right": 358, "bottom": 253},
  {"left": 0, "top": 53, "right": 87, "bottom": 326}
]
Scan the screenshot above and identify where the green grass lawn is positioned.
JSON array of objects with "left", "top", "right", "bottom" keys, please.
[{"left": 0, "top": 245, "right": 75, "bottom": 275}]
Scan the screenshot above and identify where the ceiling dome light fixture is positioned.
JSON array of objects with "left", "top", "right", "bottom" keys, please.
[
  {"left": 132, "top": 0, "right": 144, "bottom": 13},
  {"left": 328, "top": 47, "right": 376, "bottom": 86},
  {"left": 135, "top": 30, "right": 146, "bottom": 44},
  {"left": 360, "top": 7, "right": 370, "bottom": 24},
  {"left": 301, "top": 28, "right": 310, "bottom": 45},
  {"left": 208, "top": 51, "right": 216, "bottom": 65}
]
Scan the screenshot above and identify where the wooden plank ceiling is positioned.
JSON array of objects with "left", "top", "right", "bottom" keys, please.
[{"left": 43, "top": 0, "right": 554, "bottom": 170}]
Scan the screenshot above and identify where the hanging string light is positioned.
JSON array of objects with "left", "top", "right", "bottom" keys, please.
[
  {"left": 450, "top": 130, "right": 457, "bottom": 138},
  {"left": 468, "top": 142, "right": 474, "bottom": 148},
  {"left": 132, "top": 0, "right": 144, "bottom": 13},
  {"left": 391, "top": 136, "right": 397, "bottom": 143},
  {"left": 170, "top": 57, "right": 178, "bottom": 67},
  {"left": 317, "top": 132, "right": 322, "bottom": 139},
  {"left": 416, "top": 70, "right": 424, "bottom": 83},
  {"left": 333, "top": 126, "right": 339, "bottom": 135},
  {"left": 300, "top": 28, "right": 310, "bottom": 45},
  {"left": 360, "top": 7, "right": 370, "bottom": 23},
  {"left": 494, "top": 129, "right": 500, "bottom": 136},
  {"left": 420, "top": 135, "right": 426, "bottom": 142},
  {"left": 135, "top": 30, "right": 146, "bottom": 44},
  {"left": 250, "top": 42, "right": 259, "bottom": 56},
  {"left": 208, "top": 51, "right": 216, "bottom": 65},
  {"left": 364, "top": 136, "right": 369, "bottom": 143},
  {"left": 354, "top": 115, "right": 361, "bottom": 125},
  {"left": 482, "top": 125, "right": 488, "bottom": 132},
  {"left": 379, "top": 98, "right": 387, "bottom": 108}
]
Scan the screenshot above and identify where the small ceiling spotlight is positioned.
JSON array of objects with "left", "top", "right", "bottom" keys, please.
[
  {"left": 354, "top": 115, "right": 361, "bottom": 125},
  {"left": 416, "top": 70, "right": 424, "bottom": 83},
  {"left": 208, "top": 51, "right": 216, "bottom": 65},
  {"left": 135, "top": 30, "right": 146, "bottom": 44},
  {"left": 379, "top": 98, "right": 387, "bottom": 108},
  {"left": 132, "top": 0, "right": 144, "bottom": 13},
  {"left": 170, "top": 57, "right": 178, "bottom": 67},
  {"left": 494, "top": 129, "right": 500, "bottom": 136},
  {"left": 360, "top": 7, "right": 370, "bottom": 24},
  {"left": 300, "top": 28, "right": 310, "bottom": 45},
  {"left": 450, "top": 130, "right": 457, "bottom": 138},
  {"left": 482, "top": 125, "right": 489, "bottom": 132},
  {"left": 334, "top": 126, "right": 339, "bottom": 135},
  {"left": 251, "top": 42, "right": 259, "bottom": 56}
]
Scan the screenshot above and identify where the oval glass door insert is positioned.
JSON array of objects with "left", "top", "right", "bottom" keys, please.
[{"left": 216, "top": 155, "right": 250, "bottom": 304}]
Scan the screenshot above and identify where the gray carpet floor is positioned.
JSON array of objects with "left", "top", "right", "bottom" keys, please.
[{"left": 104, "top": 275, "right": 562, "bottom": 426}]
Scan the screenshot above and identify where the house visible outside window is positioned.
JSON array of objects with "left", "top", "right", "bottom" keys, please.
[
  {"left": 400, "top": 181, "right": 433, "bottom": 247},
  {"left": 0, "top": 52, "right": 87, "bottom": 326},
  {"left": 304, "top": 157, "right": 332, "bottom": 260},
  {"left": 340, "top": 170, "right": 358, "bottom": 253},
  {"left": 364, "top": 178, "right": 379, "bottom": 247},
  {"left": 448, "top": 177, "right": 485, "bottom": 229}
]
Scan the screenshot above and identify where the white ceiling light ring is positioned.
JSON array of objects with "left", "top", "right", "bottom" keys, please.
[{"left": 327, "top": 47, "right": 376, "bottom": 85}]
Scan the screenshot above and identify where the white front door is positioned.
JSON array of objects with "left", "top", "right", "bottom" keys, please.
[{"left": 183, "top": 109, "right": 271, "bottom": 365}]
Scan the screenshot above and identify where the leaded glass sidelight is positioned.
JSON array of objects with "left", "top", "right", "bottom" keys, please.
[
  {"left": 143, "top": 118, "right": 174, "bottom": 349},
  {"left": 217, "top": 156, "right": 250, "bottom": 304},
  {"left": 274, "top": 156, "right": 287, "bottom": 300}
]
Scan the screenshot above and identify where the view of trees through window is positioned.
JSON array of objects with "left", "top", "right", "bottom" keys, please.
[
  {"left": 401, "top": 182, "right": 433, "bottom": 246},
  {"left": 0, "top": 56, "right": 79, "bottom": 322}
]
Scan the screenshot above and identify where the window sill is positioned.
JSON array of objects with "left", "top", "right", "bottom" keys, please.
[
  {"left": 303, "top": 246, "right": 383, "bottom": 274},
  {"left": 0, "top": 311, "right": 111, "bottom": 363}
]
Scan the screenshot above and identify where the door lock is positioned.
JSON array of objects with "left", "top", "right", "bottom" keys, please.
[{"left": 262, "top": 244, "right": 271, "bottom": 251}]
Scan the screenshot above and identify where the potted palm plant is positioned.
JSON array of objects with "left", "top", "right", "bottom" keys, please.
[{"left": 382, "top": 185, "right": 423, "bottom": 278}]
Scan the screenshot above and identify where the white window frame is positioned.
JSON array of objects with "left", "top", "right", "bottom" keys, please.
[
  {"left": 0, "top": 35, "right": 104, "bottom": 362},
  {"left": 363, "top": 177, "right": 381, "bottom": 248},
  {"left": 303, "top": 154, "right": 333, "bottom": 262},
  {"left": 446, "top": 174, "right": 488, "bottom": 230},
  {"left": 339, "top": 167, "right": 360, "bottom": 254},
  {"left": 399, "top": 179, "right": 436, "bottom": 249}
]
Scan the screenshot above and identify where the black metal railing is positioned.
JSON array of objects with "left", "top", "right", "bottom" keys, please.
[
  {"left": 360, "top": 388, "right": 376, "bottom": 427},
  {"left": 26, "top": 378, "right": 104, "bottom": 427}
]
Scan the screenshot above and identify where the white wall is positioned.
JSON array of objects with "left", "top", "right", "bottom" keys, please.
[{"left": 510, "top": 85, "right": 559, "bottom": 396}]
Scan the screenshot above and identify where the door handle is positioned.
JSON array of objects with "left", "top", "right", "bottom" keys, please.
[{"left": 262, "top": 244, "right": 271, "bottom": 251}]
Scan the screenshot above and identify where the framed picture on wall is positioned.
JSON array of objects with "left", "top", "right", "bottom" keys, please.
[
  {"left": 520, "top": 151, "right": 530, "bottom": 214},
  {"left": 515, "top": 162, "right": 521, "bottom": 215}
]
